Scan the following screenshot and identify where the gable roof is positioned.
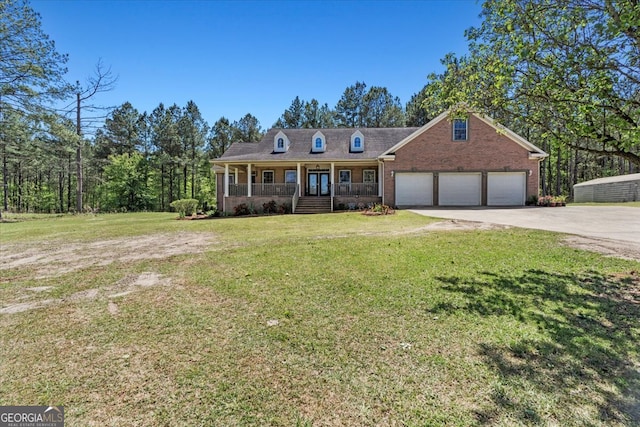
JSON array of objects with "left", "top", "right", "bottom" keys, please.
[
  {"left": 380, "top": 110, "right": 548, "bottom": 159},
  {"left": 215, "top": 127, "right": 420, "bottom": 163}
]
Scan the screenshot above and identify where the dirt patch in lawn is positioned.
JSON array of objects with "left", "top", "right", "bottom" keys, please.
[
  {"left": 0, "top": 232, "right": 216, "bottom": 278},
  {"left": 0, "top": 271, "right": 172, "bottom": 314},
  {"left": 563, "top": 236, "right": 640, "bottom": 262}
]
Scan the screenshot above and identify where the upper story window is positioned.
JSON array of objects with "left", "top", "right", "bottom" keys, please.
[
  {"left": 350, "top": 130, "right": 364, "bottom": 152},
  {"left": 274, "top": 131, "right": 290, "bottom": 152},
  {"left": 312, "top": 131, "right": 326, "bottom": 152},
  {"left": 453, "top": 118, "right": 468, "bottom": 141}
]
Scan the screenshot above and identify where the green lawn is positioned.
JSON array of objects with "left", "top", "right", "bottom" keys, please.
[{"left": 1, "top": 212, "right": 638, "bottom": 426}]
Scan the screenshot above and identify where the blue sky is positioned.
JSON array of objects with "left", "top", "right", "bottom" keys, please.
[{"left": 32, "top": 0, "right": 483, "bottom": 129}]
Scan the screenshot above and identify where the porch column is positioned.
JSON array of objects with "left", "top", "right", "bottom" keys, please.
[
  {"left": 378, "top": 161, "right": 383, "bottom": 197},
  {"left": 330, "top": 162, "right": 335, "bottom": 197},
  {"left": 297, "top": 162, "right": 301, "bottom": 197},
  {"left": 224, "top": 164, "right": 229, "bottom": 196},
  {"left": 234, "top": 168, "right": 239, "bottom": 185},
  {"left": 247, "top": 163, "right": 252, "bottom": 197}
]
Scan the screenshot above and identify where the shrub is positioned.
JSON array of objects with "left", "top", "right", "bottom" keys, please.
[
  {"left": 234, "top": 203, "right": 251, "bottom": 216},
  {"left": 278, "top": 203, "right": 291, "bottom": 214},
  {"left": 263, "top": 200, "right": 278, "bottom": 214},
  {"left": 170, "top": 199, "right": 199, "bottom": 218}
]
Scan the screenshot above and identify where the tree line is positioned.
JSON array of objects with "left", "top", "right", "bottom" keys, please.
[{"left": 1, "top": 0, "right": 638, "bottom": 215}]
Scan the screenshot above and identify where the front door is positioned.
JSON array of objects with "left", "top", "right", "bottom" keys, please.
[{"left": 308, "top": 172, "right": 330, "bottom": 196}]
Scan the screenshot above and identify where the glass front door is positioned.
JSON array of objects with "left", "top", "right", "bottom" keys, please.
[{"left": 308, "top": 172, "right": 330, "bottom": 196}]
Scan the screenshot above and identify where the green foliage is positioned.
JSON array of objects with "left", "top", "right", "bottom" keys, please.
[
  {"left": 169, "top": 198, "right": 199, "bottom": 218},
  {"left": 0, "top": 0, "right": 71, "bottom": 113},
  {"left": 101, "top": 153, "right": 153, "bottom": 212}
]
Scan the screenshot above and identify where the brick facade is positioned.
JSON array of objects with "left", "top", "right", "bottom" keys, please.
[{"left": 383, "top": 115, "right": 541, "bottom": 207}]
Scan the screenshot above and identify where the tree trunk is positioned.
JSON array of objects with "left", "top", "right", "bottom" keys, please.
[
  {"left": 160, "top": 163, "right": 165, "bottom": 211},
  {"left": 67, "top": 154, "right": 72, "bottom": 212},
  {"left": 2, "top": 147, "right": 8, "bottom": 214},
  {"left": 555, "top": 146, "right": 562, "bottom": 196},
  {"left": 191, "top": 162, "right": 196, "bottom": 199},
  {"left": 58, "top": 170, "right": 64, "bottom": 213},
  {"left": 76, "top": 91, "right": 83, "bottom": 213},
  {"left": 17, "top": 162, "right": 22, "bottom": 212}
]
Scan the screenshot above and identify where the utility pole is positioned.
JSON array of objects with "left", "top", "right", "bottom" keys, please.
[{"left": 76, "top": 82, "right": 83, "bottom": 213}]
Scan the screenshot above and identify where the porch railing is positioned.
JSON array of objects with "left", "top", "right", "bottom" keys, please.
[
  {"left": 227, "top": 183, "right": 297, "bottom": 197},
  {"left": 333, "top": 183, "right": 378, "bottom": 197}
]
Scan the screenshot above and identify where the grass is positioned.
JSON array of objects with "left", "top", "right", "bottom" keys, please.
[{"left": 1, "top": 212, "right": 639, "bottom": 426}]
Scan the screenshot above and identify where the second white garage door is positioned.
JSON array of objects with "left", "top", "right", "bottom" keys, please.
[
  {"left": 395, "top": 173, "right": 433, "bottom": 206},
  {"left": 438, "top": 173, "right": 482, "bottom": 206},
  {"left": 487, "top": 172, "right": 526, "bottom": 206}
]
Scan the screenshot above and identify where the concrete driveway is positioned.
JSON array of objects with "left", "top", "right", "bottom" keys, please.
[{"left": 410, "top": 206, "right": 640, "bottom": 244}]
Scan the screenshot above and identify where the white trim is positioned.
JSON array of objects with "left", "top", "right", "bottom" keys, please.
[
  {"left": 274, "top": 131, "right": 290, "bottom": 153},
  {"left": 224, "top": 164, "right": 229, "bottom": 197},
  {"left": 247, "top": 163, "right": 252, "bottom": 197},
  {"left": 350, "top": 130, "right": 364, "bottom": 152},
  {"left": 378, "top": 161, "right": 384, "bottom": 198},
  {"left": 312, "top": 131, "right": 326, "bottom": 153}
]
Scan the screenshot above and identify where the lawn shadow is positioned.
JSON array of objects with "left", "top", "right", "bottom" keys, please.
[{"left": 433, "top": 269, "right": 640, "bottom": 425}]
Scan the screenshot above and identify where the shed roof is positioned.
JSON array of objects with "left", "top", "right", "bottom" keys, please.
[{"left": 573, "top": 173, "right": 640, "bottom": 187}]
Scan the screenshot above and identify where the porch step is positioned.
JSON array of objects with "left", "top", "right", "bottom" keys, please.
[{"left": 295, "top": 197, "right": 332, "bottom": 214}]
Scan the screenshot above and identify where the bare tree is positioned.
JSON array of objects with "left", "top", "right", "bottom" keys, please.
[{"left": 71, "top": 60, "right": 117, "bottom": 212}]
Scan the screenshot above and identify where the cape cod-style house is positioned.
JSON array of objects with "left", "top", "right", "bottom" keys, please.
[{"left": 212, "top": 110, "right": 548, "bottom": 214}]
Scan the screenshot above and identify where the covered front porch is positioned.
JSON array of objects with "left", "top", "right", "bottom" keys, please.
[{"left": 217, "top": 161, "right": 384, "bottom": 213}]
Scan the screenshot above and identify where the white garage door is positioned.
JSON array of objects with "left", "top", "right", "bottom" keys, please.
[
  {"left": 439, "top": 173, "right": 482, "bottom": 206},
  {"left": 487, "top": 172, "right": 526, "bottom": 206},
  {"left": 395, "top": 173, "right": 433, "bottom": 206}
]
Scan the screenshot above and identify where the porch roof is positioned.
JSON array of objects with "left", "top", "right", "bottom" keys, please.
[{"left": 214, "top": 127, "right": 420, "bottom": 163}]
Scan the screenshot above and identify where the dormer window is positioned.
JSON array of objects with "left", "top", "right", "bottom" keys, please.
[
  {"left": 274, "top": 131, "right": 290, "bottom": 152},
  {"left": 312, "top": 131, "right": 326, "bottom": 153},
  {"left": 350, "top": 130, "right": 364, "bottom": 152}
]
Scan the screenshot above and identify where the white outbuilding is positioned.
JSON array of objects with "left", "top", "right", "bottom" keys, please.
[{"left": 573, "top": 173, "right": 640, "bottom": 203}]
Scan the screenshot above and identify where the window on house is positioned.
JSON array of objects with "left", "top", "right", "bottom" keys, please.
[
  {"left": 363, "top": 170, "right": 376, "bottom": 183},
  {"left": 285, "top": 170, "right": 296, "bottom": 184},
  {"left": 277, "top": 138, "right": 284, "bottom": 149},
  {"left": 350, "top": 131, "right": 364, "bottom": 152},
  {"left": 312, "top": 131, "right": 326, "bottom": 152},
  {"left": 453, "top": 118, "right": 468, "bottom": 141},
  {"left": 228, "top": 174, "right": 235, "bottom": 185},
  {"left": 339, "top": 170, "right": 351, "bottom": 184},
  {"left": 263, "top": 170, "right": 274, "bottom": 184}
]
